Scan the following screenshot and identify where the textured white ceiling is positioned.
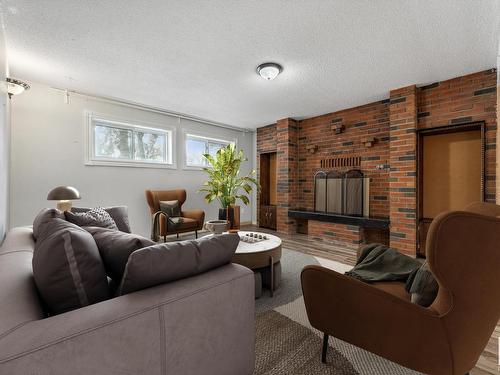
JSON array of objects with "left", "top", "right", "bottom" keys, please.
[{"left": 2, "top": 0, "right": 499, "bottom": 129}]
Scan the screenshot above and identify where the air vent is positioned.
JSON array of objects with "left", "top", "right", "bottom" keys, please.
[{"left": 320, "top": 156, "right": 361, "bottom": 169}]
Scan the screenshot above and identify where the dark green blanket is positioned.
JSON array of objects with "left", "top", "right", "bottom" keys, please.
[{"left": 345, "top": 243, "right": 421, "bottom": 283}]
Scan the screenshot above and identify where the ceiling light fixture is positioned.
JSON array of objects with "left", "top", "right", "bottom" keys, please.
[
  {"left": 2, "top": 77, "right": 30, "bottom": 98},
  {"left": 257, "top": 62, "right": 282, "bottom": 80}
]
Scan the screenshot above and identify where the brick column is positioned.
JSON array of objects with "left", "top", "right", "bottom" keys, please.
[
  {"left": 276, "top": 118, "right": 298, "bottom": 234},
  {"left": 389, "top": 85, "right": 418, "bottom": 255}
]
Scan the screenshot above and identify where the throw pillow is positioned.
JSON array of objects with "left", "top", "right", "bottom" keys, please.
[
  {"left": 71, "top": 206, "right": 131, "bottom": 233},
  {"left": 118, "top": 233, "right": 240, "bottom": 295},
  {"left": 32, "top": 219, "right": 109, "bottom": 314},
  {"left": 65, "top": 207, "right": 118, "bottom": 230},
  {"left": 84, "top": 226, "right": 155, "bottom": 281},
  {"left": 159, "top": 200, "right": 181, "bottom": 217},
  {"left": 33, "top": 208, "right": 65, "bottom": 241},
  {"left": 405, "top": 261, "right": 438, "bottom": 307}
]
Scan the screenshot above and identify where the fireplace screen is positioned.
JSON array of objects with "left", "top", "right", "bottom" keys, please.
[{"left": 314, "top": 169, "right": 369, "bottom": 217}]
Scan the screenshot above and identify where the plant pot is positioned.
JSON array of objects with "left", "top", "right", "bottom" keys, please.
[
  {"left": 219, "top": 205, "right": 240, "bottom": 229},
  {"left": 218, "top": 205, "right": 240, "bottom": 230},
  {"left": 204, "top": 220, "right": 229, "bottom": 234}
]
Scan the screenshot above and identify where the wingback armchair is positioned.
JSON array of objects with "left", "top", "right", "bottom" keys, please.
[
  {"left": 145, "top": 189, "right": 205, "bottom": 241},
  {"left": 301, "top": 202, "right": 500, "bottom": 375}
]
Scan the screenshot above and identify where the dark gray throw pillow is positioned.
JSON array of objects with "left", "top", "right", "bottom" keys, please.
[
  {"left": 159, "top": 200, "right": 181, "bottom": 217},
  {"left": 33, "top": 208, "right": 65, "bottom": 241},
  {"left": 32, "top": 219, "right": 109, "bottom": 314},
  {"left": 84, "top": 226, "right": 155, "bottom": 281},
  {"left": 65, "top": 207, "right": 118, "bottom": 230},
  {"left": 71, "top": 206, "right": 131, "bottom": 233},
  {"left": 118, "top": 233, "right": 240, "bottom": 295},
  {"left": 405, "top": 261, "right": 438, "bottom": 307}
]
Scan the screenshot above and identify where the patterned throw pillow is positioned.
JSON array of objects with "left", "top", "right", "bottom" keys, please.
[
  {"left": 159, "top": 200, "right": 181, "bottom": 217},
  {"left": 65, "top": 207, "right": 119, "bottom": 230}
]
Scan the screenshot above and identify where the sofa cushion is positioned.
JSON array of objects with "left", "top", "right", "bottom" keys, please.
[
  {"left": 33, "top": 208, "right": 65, "bottom": 241},
  {"left": 65, "top": 207, "right": 118, "bottom": 230},
  {"left": 71, "top": 206, "right": 131, "bottom": 233},
  {"left": 84, "top": 226, "right": 155, "bottom": 281},
  {"left": 0, "top": 229, "right": 45, "bottom": 337},
  {"left": 32, "top": 219, "right": 109, "bottom": 314},
  {"left": 118, "top": 233, "right": 239, "bottom": 295}
]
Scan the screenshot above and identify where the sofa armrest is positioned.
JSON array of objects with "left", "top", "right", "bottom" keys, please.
[
  {"left": 182, "top": 209, "right": 205, "bottom": 227},
  {"left": 301, "top": 265, "right": 451, "bottom": 374},
  {"left": 0, "top": 264, "right": 255, "bottom": 375}
]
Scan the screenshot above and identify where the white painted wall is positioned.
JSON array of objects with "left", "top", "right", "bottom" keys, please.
[
  {"left": 10, "top": 83, "right": 255, "bottom": 237},
  {"left": 0, "top": 27, "right": 9, "bottom": 244}
]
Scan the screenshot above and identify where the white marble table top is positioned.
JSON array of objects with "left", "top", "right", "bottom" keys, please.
[
  {"left": 205, "top": 230, "right": 282, "bottom": 254},
  {"left": 234, "top": 231, "right": 282, "bottom": 254}
]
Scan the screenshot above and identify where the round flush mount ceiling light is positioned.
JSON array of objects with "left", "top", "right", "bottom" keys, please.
[
  {"left": 1, "top": 77, "right": 30, "bottom": 98},
  {"left": 256, "top": 62, "right": 282, "bottom": 80}
]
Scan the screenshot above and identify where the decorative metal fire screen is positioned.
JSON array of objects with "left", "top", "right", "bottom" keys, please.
[{"left": 314, "top": 169, "right": 369, "bottom": 217}]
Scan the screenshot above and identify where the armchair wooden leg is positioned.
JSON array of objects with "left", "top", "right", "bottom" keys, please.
[
  {"left": 195, "top": 230, "right": 198, "bottom": 239},
  {"left": 321, "top": 333, "right": 329, "bottom": 363},
  {"left": 176, "top": 233, "right": 179, "bottom": 239},
  {"left": 163, "top": 235, "right": 166, "bottom": 243}
]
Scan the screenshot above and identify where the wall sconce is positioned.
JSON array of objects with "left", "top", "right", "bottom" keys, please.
[
  {"left": 331, "top": 120, "right": 345, "bottom": 134},
  {"left": 361, "top": 137, "right": 377, "bottom": 148},
  {"left": 306, "top": 144, "right": 318, "bottom": 154},
  {"left": 1, "top": 77, "right": 30, "bottom": 98}
]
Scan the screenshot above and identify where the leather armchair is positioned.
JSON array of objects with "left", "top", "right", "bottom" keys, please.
[
  {"left": 145, "top": 189, "right": 205, "bottom": 241},
  {"left": 301, "top": 202, "right": 500, "bottom": 375}
]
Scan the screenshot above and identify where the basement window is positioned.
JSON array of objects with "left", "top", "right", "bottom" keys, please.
[
  {"left": 184, "top": 133, "right": 234, "bottom": 168},
  {"left": 85, "top": 113, "right": 175, "bottom": 168}
]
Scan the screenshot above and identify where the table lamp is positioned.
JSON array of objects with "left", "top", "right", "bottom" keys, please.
[{"left": 47, "top": 186, "right": 81, "bottom": 211}]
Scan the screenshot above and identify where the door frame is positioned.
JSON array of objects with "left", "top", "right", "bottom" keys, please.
[{"left": 416, "top": 121, "right": 486, "bottom": 257}]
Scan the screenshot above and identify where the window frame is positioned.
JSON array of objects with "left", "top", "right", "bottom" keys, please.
[
  {"left": 182, "top": 130, "right": 236, "bottom": 170},
  {"left": 85, "top": 112, "right": 176, "bottom": 169}
]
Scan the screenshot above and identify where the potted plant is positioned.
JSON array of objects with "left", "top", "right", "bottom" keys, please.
[{"left": 199, "top": 143, "right": 259, "bottom": 230}]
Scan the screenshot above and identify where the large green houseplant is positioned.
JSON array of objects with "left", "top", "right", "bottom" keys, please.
[{"left": 199, "top": 143, "right": 259, "bottom": 229}]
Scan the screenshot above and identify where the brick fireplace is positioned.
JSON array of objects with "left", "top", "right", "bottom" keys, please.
[{"left": 256, "top": 69, "right": 497, "bottom": 256}]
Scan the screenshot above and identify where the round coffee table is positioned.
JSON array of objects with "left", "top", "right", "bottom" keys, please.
[{"left": 232, "top": 231, "right": 282, "bottom": 297}]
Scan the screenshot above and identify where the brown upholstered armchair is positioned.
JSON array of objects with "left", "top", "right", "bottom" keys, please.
[
  {"left": 301, "top": 202, "right": 500, "bottom": 375},
  {"left": 145, "top": 189, "right": 205, "bottom": 241}
]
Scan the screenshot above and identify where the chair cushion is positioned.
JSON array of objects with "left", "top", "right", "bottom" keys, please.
[
  {"left": 160, "top": 200, "right": 181, "bottom": 217},
  {"left": 118, "top": 233, "right": 240, "bottom": 295},
  {"left": 84, "top": 226, "right": 155, "bottom": 281},
  {"left": 371, "top": 281, "right": 410, "bottom": 301},
  {"left": 32, "top": 219, "right": 109, "bottom": 314},
  {"left": 65, "top": 207, "right": 118, "bottom": 230},
  {"left": 71, "top": 206, "right": 131, "bottom": 233}
]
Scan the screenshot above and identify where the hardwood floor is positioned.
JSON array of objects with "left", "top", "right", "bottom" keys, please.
[{"left": 174, "top": 225, "right": 499, "bottom": 374}]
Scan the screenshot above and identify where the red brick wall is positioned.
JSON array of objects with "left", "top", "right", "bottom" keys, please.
[
  {"left": 297, "top": 100, "right": 390, "bottom": 217},
  {"left": 256, "top": 69, "right": 497, "bottom": 256},
  {"left": 276, "top": 118, "right": 298, "bottom": 233},
  {"left": 417, "top": 69, "right": 497, "bottom": 202},
  {"left": 388, "top": 85, "right": 418, "bottom": 255}
]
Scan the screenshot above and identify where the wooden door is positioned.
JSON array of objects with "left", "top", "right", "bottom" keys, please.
[{"left": 418, "top": 125, "right": 483, "bottom": 256}]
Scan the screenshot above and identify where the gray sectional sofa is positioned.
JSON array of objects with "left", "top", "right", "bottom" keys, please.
[{"left": 0, "top": 226, "right": 255, "bottom": 374}]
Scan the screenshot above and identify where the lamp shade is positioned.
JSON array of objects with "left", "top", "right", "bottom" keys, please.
[{"left": 47, "top": 186, "right": 81, "bottom": 201}]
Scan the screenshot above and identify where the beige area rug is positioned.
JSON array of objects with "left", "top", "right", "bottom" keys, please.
[
  {"left": 255, "top": 310, "right": 358, "bottom": 375},
  {"left": 254, "top": 249, "right": 422, "bottom": 375}
]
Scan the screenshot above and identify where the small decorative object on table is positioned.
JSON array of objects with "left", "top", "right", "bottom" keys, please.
[
  {"left": 204, "top": 220, "right": 229, "bottom": 235},
  {"left": 240, "top": 232, "right": 268, "bottom": 243}
]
